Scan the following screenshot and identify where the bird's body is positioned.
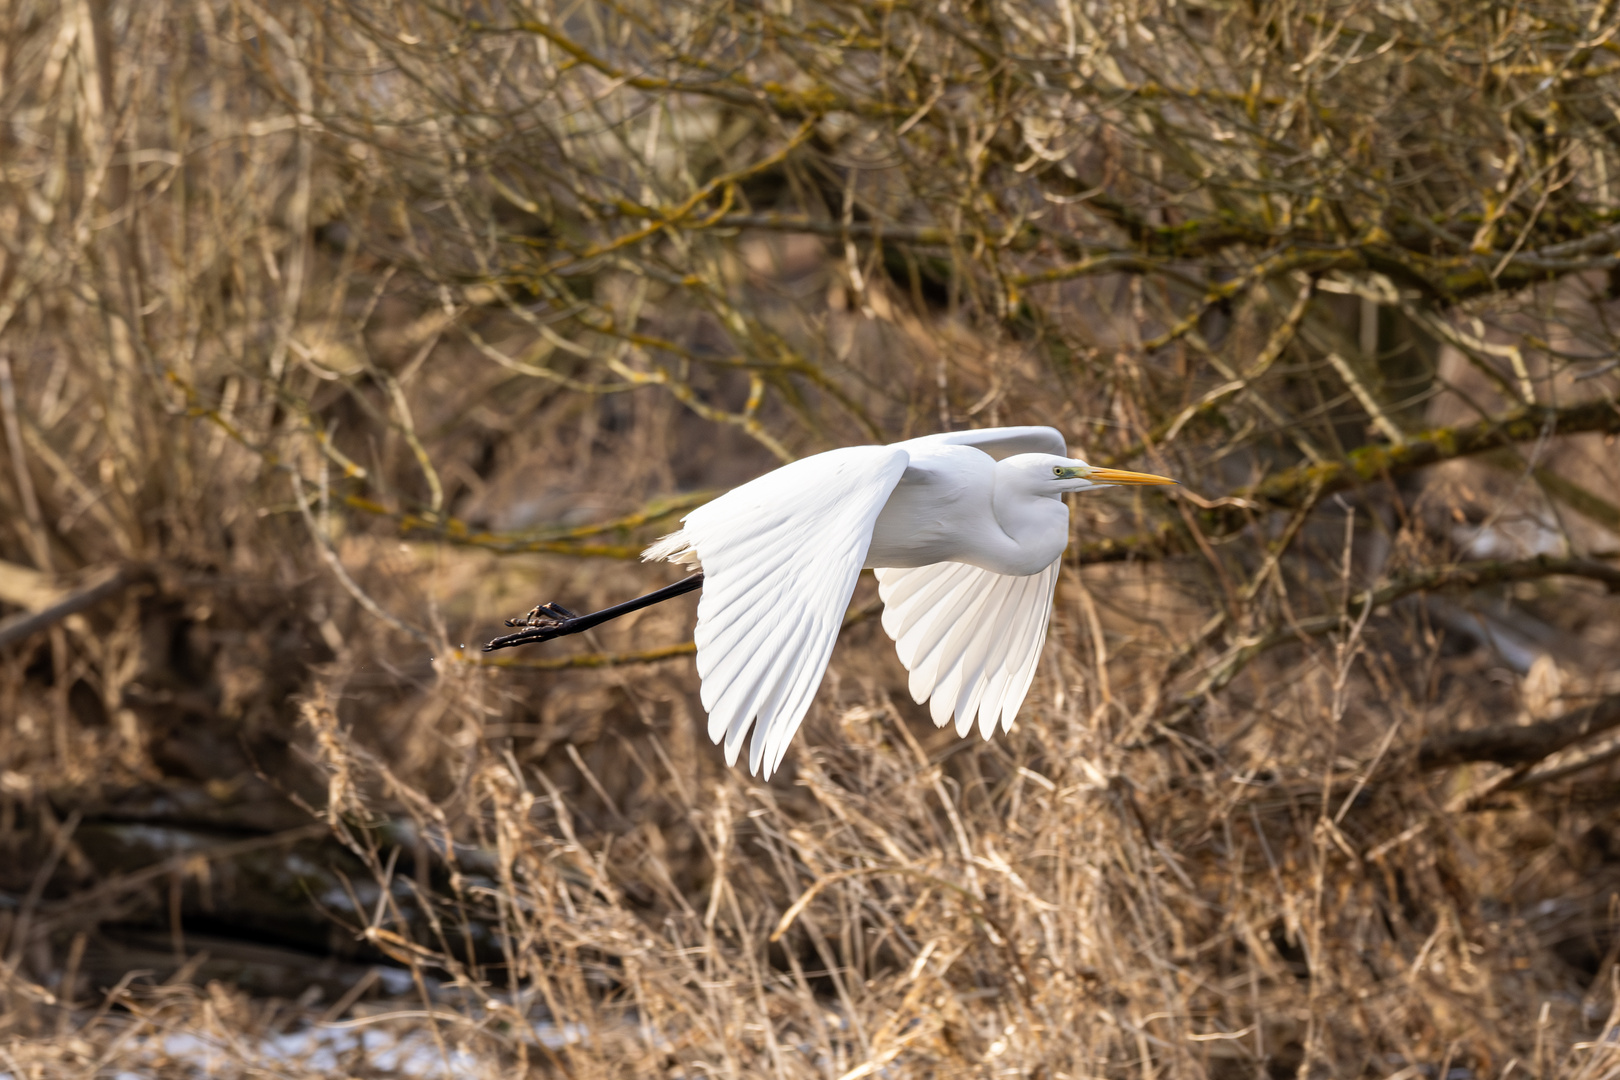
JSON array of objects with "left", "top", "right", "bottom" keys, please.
[
  {"left": 869, "top": 438, "right": 1069, "bottom": 575},
  {"left": 640, "top": 426, "right": 1175, "bottom": 778}
]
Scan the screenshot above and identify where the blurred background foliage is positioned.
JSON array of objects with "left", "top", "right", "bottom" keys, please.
[{"left": 2, "top": 0, "right": 1620, "bottom": 1075}]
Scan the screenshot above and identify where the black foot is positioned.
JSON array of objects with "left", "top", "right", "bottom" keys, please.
[
  {"left": 486, "top": 603, "right": 587, "bottom": 651},
  {"left": 506, "top": 601, "right": 580, "bottom": 628}
]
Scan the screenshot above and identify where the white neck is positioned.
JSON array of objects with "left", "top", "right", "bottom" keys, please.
[{"left": 985, "top": 464, "right": 1070, "bottom": 576}]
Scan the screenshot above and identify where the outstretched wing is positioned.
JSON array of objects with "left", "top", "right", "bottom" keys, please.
[
  {"left": 897, "top": 425, "right": 1067, "bottom": 461},
  {"left": 874, "top": 558, "right": 1061, "bottom": 738},
  {"left": 645, "top": 446, "right": 910, "bottom": 778}
]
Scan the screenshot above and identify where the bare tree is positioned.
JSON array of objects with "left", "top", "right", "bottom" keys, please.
[{"left": 0, "top": 0, "right": 1618, "bottom": 1075}]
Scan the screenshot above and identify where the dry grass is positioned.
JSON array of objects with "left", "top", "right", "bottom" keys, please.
[{"left": 3, "top": 0, "right": 1620, "bottom": 1075}]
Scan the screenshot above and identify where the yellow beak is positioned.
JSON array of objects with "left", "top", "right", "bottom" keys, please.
[{"left": 1085, "top": 467, "right": 1178, "bottom": 486}]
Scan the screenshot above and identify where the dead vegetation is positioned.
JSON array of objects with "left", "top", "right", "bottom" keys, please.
[{"left": 2, "top": 0, "right": 1620, "bottom": 1075}]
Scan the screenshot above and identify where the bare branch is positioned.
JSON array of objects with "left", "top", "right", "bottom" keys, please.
[
  {"left": 0, "top": 566, "right": 145, "bottom": 651},
  {"left": 1248, "top": 399, "right": 1620, "bottom": 509},
  {"left": 1418, "top": 693, "right": 1620, "bottom": 771}
]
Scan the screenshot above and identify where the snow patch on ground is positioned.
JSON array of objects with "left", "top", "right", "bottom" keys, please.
[{"left": 6, "top": 1016, "right": 588, "bottom": 1079}]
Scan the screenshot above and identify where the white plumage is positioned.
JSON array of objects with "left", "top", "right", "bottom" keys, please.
[
  {"left": 643, "top": 426, "right": 1174, "bottom": 778},
  {"left": 875, "top": 559, "right": 1058, "bottom": 740}
]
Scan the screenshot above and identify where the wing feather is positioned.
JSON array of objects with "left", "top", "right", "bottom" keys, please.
[
  {"left": 941, "top": 571, "right": 1029, "bottom": 735},
  {"left": 875, "top": 559, "right": 1061, "bottom": 738},
  {"left": 973, "top": 574, "right": 1033, "bottom": 734},
  {"left": 644, "top": 446, "right": 910, "bottom": 778},
  {"left": 896, "top": 425, "right": 1067, "bottom": 460},
  {"left": 927, "top": 577, "right": 1009, "bottom": 732},
  {"left": 889, "top": 563, "right": 983, "bottom": 697},
  {"left": 996, "top": 564, "right": 1058, "bottom": 729},
  {"left": 761, "top": 613, "right": 837, "bottom": 777},
  {"left": 907, "top": 583, "right": 983, "bottom": 704},
  {"left": 707, "top": 603, "right": 809, "bottom": 749},
  {"left": 952, "top": 573, "right": 1024, "bottom": 735}
]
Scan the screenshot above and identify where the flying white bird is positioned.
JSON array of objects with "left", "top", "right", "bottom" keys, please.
[{"left": 487, "top": 426, "right": 1175, "bottom": 778}]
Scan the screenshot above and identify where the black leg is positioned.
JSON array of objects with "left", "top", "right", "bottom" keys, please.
[{"left": 483, "top": 573, "right": 705, "bottom": 651}]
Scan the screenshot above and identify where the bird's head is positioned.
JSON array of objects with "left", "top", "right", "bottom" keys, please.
[{"left": 1002, "top": 453, "right": 1178, "bottom": 496}]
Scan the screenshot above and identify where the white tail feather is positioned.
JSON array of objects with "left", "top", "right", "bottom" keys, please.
[{"left": 642, "top": 530, "right": 701, "bottom": 569}]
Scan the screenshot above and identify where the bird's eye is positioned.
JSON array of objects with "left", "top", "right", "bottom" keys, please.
[{"left": 1052, "top": 466, "right": 1063, "bottom": 476}]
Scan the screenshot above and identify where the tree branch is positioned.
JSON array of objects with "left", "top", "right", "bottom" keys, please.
[
  {"left": 1162, "top": 556, "right": 1620, "bottom": 727},
  {"left": 1248, "top": 398, "right": 1620, "bottom": 509},
  {"left": 0, "top": 566, "right": 146, "bottom": 650},
  {"left": 1417, "top": 693, "right": 1620, "bottom": 771}
]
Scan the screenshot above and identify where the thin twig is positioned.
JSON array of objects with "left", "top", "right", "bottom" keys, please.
[
  {"left": 0, "top": 566, "right": 144, "bottom": 650},
  {"left": 1417, "top": 692, "right": 1620, "bottom": 771}
]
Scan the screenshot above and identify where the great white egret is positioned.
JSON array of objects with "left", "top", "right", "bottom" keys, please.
[{"left": 486, "top": 426, "right": 1175, "bottom": 777}]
